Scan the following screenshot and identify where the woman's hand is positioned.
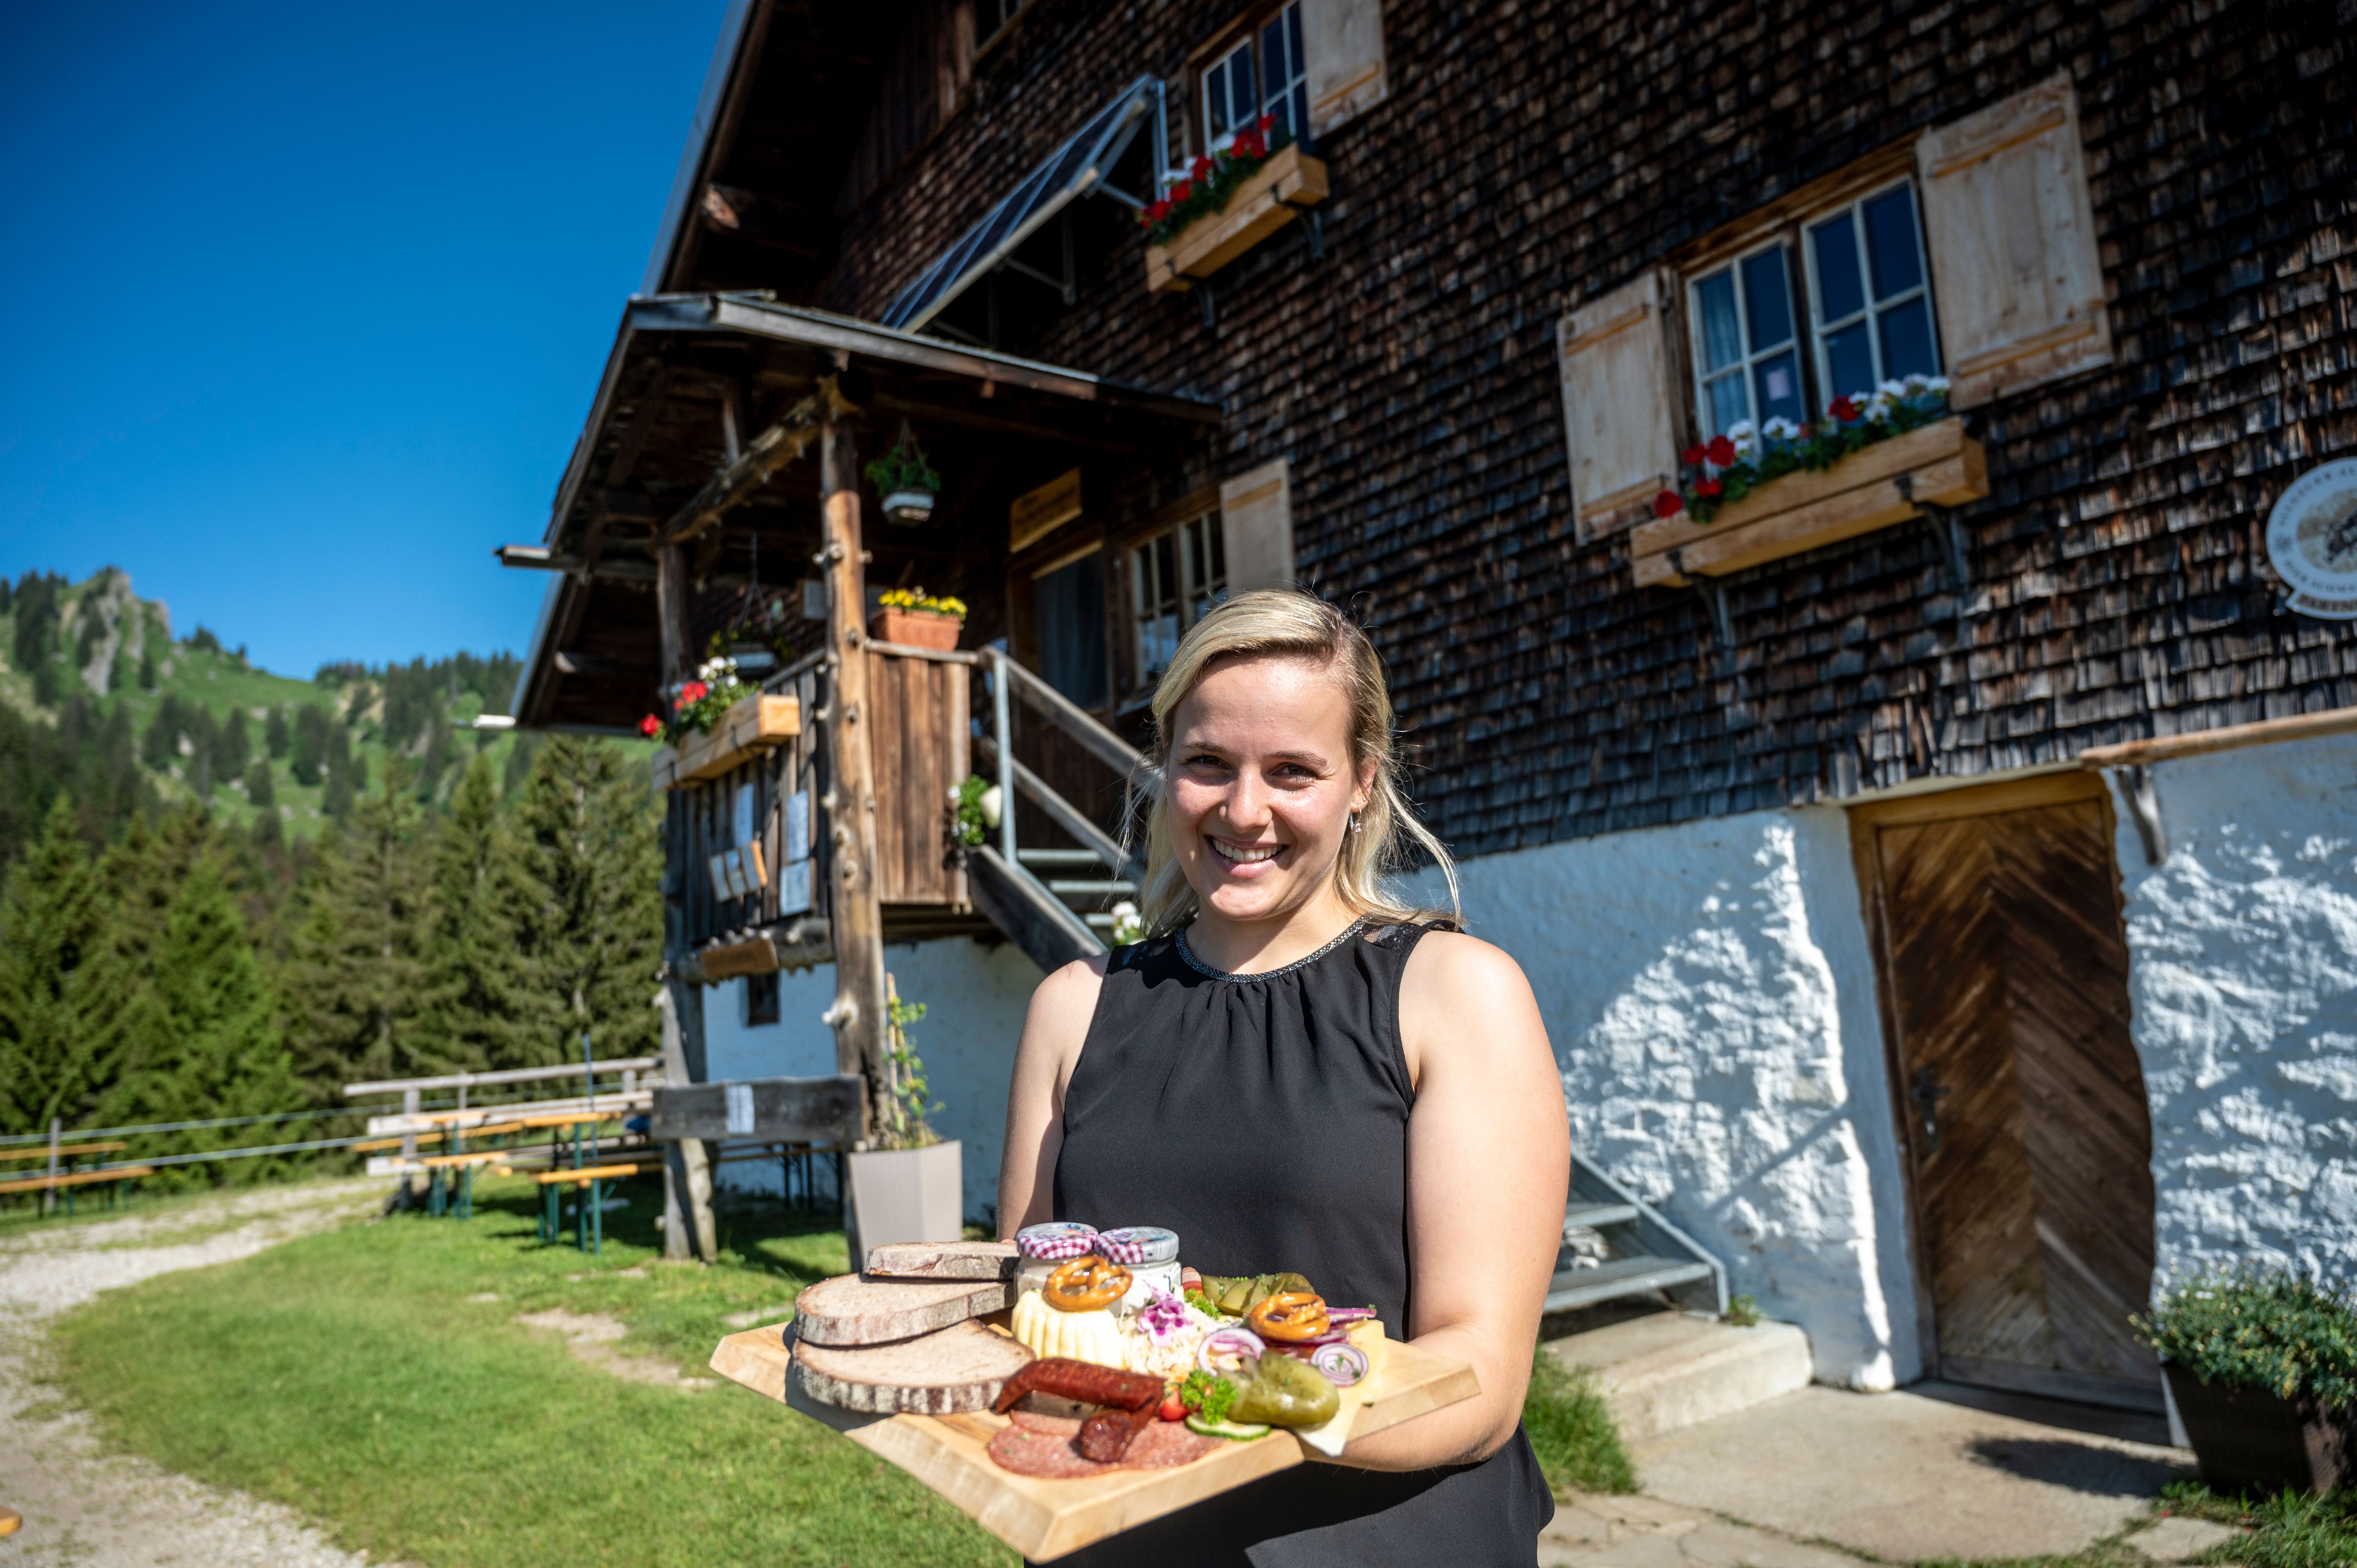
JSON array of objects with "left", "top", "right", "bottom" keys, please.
[
  {"left": 1332, "top": 931, "right": 1568, "bottom": 1471},
  {"left": 995, "top": 955, "right": 1106, "bottom": 1238}
]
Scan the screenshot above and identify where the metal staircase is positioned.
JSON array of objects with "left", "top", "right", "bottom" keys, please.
[
  {"left": 964, "top": 649, "right": 1146, "bottom": 974},
  {"left": 1547, "top": 1150, "right": 1728, "bottom": 1315}
]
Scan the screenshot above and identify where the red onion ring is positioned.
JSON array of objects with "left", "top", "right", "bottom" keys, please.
[
  {"left": 1311, "top": 1342, "right": 1370, "bottom": 1386},
  {"left": 1198, "top": 1326, "right": 1266, "bottom": 1371}
]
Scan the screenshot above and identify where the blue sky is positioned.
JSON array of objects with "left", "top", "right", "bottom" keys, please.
[{"left": 0, "top": 0, "right": 730, "bottom": 676}]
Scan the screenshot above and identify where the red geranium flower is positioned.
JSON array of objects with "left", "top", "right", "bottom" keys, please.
[
  {"left": 1653, "top": 490, "right": 1684, "bottom": 519},
  {"left": 1680, "top": 443, "right": 1705, "bottom": 467},
  {"left": 639, "top": 714, "right": 662, "bottom": 738},
  {"left": 1258, "top": 113, "right": 1276, "bottom": 132},
  {"left": 1170, "top": 180, "right": 1192, "bottom": 203},
  {"left": 1232, "top": 133, "right": 1254, "bottom": 157},
  {"left": 1704, "top": 434, "right": 1737, "bottom": 467},
  {"left": 1829, "top": 396, "right": 1860, "bottom": 422},
  {"left": 1696, "top": 477, "right": 1723, "bottom": 498},
  {"left": 680, "top": 680, "right": 708, "bottom": 704},
  {"left": 1190, "top": 154, "right": 1214, "bottom": 179}
]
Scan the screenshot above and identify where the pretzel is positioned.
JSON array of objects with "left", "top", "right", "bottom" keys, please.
[
  {"left": 1247, "top": 1291, "right": 1331, "bottom": 1343},
  {"left": 1042, "top": 1253, "right": 1133, "bottom": 1313}
]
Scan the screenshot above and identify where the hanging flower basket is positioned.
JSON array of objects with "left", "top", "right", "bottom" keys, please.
[{"left": 865, "top": 422, "right": 940, "bottom": 527}]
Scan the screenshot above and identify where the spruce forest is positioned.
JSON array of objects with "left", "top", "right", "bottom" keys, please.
[{"left": 0, "top": 569, "right": 664, "bottom": 1178}]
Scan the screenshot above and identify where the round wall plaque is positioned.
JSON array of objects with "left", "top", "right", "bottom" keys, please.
[{"left": 2267, "top": 458, "right": 2357, "bottom": 619}]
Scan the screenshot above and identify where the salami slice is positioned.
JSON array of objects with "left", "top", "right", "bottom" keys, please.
[
  {"left": 1008, "top": 1410, "right": 1084, "bottom": 1437},
  {"left": 986, "top": 1423, "right": 1116, "bottom": 1479},
  {"left": 1120, "top": 1421, "right": 1223, "bottom": 1469}
]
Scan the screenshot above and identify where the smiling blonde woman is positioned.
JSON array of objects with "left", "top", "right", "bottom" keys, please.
[{"left": 999, "top": 590, "right": 1569, "bottom": 1568}]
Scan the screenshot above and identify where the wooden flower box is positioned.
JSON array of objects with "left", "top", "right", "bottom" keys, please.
[
  {"left": 1145, "top": 145, "right": 1329, "bottom": 294},
  {"left": 651, "top": 693, "right": 800, "bottom": 791},
  {"left": 869, "top": 607, "right": 961, "bottom": 651},
  {"left": 1630, "top": 417, "right": 1989, "bottom": 589}
]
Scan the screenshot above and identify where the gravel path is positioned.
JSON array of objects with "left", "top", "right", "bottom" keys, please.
[{"left": 0, "top": 1179, "right": 398, "bottom": 1568}]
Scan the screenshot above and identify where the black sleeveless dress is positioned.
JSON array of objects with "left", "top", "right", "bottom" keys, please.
[{"left": 1048, "top": 919, "right": 1554, "bottom": 1568}]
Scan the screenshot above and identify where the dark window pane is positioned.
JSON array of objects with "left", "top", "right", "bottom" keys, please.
[
  {"left": 1823, "top": 321, "right": 1876, "bottom": 405},
  {"left": 1753, "top": 350, "right": 1805, "bottom": 427},
  {"left": 1810, "top": 212, "right": 1864, "bottom": 323},
  {"left": 1229, "top": 54, "right": 1256, "bottom": 133},
  {"left": 1037, "top": 553, "right": 1107, "bottom": 708},
  {"left": 1740, "top": 248, "right": 1794, "bottom": 350},
  {"left": 1705, "top": 370, "right": 1749, "bottom": 433},
  {"left": 1877, "top": 297, "right": 1939, "bottom": 380},
  {"left": 1696, "top": 271, "right": 1742, "bottom": 371},
  {"left": 1864, "top": 186, "right": 1924, "bottom": 299}
]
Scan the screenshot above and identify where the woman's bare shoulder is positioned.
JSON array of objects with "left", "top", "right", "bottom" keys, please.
[
  {"left": 1398, "top": 928, "right": 1547, "bottom": 1081},
  {"left": 1401, "top": 927, "right": 1532, "bottom": 997}
]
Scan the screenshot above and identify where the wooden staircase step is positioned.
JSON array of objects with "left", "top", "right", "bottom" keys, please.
[{"left": 1563, "top": 1201, "right": 1641, "bottom": 1229}]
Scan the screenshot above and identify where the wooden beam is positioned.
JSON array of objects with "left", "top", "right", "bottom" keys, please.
[
  {"left": 660, "top": 384, "right": 847, "bottom": 544},
  {"left": 656, "top": 542, "right": 691, "bottom": 686},
  {"left": 650, "top": 1074, "right": 864, "bottom": 1144},
  {"left": 822, "top": 406, "right": 886, "bottom": 1142},
  {"left": 2077, "top": 706, "right": 2357, "bottom": 770},
  {"left": 866, "top": 394, "right": 1147, "bottom": 455},
  {"left": 701, "top": 184, "right": 831, "bottom": 258}
]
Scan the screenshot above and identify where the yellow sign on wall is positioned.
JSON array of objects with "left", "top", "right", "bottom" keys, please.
[{"left": 1010, "top": 468, "right": 1082, "bottom": 553}]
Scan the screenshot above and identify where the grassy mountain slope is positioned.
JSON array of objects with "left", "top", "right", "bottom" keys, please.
[{"left": 0, "top": 568, "right": 580, "bottom": 845}]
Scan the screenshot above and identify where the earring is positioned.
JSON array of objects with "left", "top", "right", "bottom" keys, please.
[{"left": 1348, "top": 810, "right": 1364, "bottom": 835}]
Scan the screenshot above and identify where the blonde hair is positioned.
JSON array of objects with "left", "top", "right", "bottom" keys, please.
[{"left": 1132, "top": 590, "right": 1459, "bottom": 938}]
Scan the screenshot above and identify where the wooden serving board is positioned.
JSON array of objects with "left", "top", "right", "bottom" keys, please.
[{"left": 709, "top": 1324, "right": 1480, "bottom": 1561}]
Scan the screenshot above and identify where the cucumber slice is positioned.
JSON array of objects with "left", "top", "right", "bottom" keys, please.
[{"left": 1185, "top": 1413, "right": 1272, "bottom": 1441}]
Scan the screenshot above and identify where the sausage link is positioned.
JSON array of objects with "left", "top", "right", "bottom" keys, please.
[
  {"left": 1076, "top": 1402, "right": 1159, "bottom": 1463},
  {"left": 991, "top": 1356, "right": 1164, "bottom": 1415}
]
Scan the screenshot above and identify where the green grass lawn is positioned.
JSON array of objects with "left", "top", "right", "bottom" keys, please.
[
  {"left": 48, "top": 1175, "right": 1647, "bottom": 1566},
  {"left": 50, "top": 1175, "right": 1018, "bottom": 1568}
]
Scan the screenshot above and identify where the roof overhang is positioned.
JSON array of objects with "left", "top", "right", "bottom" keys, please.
[{"left": 509, "top": 294, "right": 1223, "bottom": 731}]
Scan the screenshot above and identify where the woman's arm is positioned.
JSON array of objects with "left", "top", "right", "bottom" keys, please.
[
  {"left": 1334, "top": 931, "right": 1569, "bottom": 1470},
  {"left": 995, "top": 956, "right": 1107, "bottom": 1238}
]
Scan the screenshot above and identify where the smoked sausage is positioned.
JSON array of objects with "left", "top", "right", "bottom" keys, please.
[{"left": 990, "top": 1356, "right": 1164, "bottom": 1415}]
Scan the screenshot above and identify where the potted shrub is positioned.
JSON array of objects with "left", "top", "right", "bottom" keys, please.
[
  {"left": 640, "top": 655, "right": 758, "bottom": 743},
  {"left": 864, "top": 422, "right": 940, "bottom": 526},
  {"left": 845, "top": 978, "right": 963, "bottom": 1255},
  {"left": 869, "top": 587, "right": 966, "bottom": 652},
  {"left": 2135, "top": 1268, "right": 2356, "bottom": 1496}
]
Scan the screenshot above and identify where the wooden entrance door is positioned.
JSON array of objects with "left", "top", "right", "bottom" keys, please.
[{"left": 1850, "top": 773, "right": 2161, "bottom": 1410}]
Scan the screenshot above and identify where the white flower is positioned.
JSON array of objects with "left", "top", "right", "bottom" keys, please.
[
  {"left": 1726, "top": 418, "right": 1756, "bottom": 440},
  {"left": 1876, "top": 379, "right": 1908, "bottom": 400},
  {"left": 1108, "top": 900, "right": 1145, "bottom": 946},
  {"left": 1762, "top": 415, "right": 1800, "bottom": 441}
]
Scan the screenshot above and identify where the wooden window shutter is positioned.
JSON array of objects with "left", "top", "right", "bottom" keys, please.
[
  {"left": 1300, "top": 0, "right": 1387, "bottom": 137},
  {"left": 1915, "top": 73, "right": 2113, "bottom": 409},
  {"left": 1219, "top": 459, "right": 1295, "bottom": 592},
  {"left": 1557, "top": 270, "right": 1679, "bottom": 541}
]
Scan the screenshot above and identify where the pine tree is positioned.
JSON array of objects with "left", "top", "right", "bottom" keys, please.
[
  {"left": 511, "top": 737, "right": 663, "bottom": 1067},
  {"left": 100, "top": 850, "right": 300, "bottom": 1185},
  {"left": 280, "top": 760, "right": 433, "bottom": 1094},
  {"left": 218, "top": 709, "right": 251, "bottom": 779},
  {"left": 265, "top": 705, "right": 289, "bottom": 759},
  {"left": 0, "top": 798, "right": 127, "bottom": 1134},
  {"left": 417, "top": 754, "right": 534, "bottom": 1072}
]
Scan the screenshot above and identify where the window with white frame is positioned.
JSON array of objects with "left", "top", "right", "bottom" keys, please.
[
  {"left": 1804, "top": 181, "right": 1942, "bottom": 406},
  {"left": 1257, "top": 4, "right": 1308, "bottom": 140},
  {"left": 1686, "top": 177, "right": 1944, "bottom": 437},
  {"left": 1195, "top": 2, "right": 1306, "bottom": 155},
  {"left": 1125, "top": 510, "right": 1225, "bottom": 695},
  {"left": 1203, "top": 39, "right": 1258, "bottom": 146},
  {"left": 1689, "top": 247, "right": 1808, "bottom": 437}
]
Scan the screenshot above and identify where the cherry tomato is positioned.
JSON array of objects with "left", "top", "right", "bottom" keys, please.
[{"left": 1158, "top": 1394, "right": 1187, "bottom": 1422}]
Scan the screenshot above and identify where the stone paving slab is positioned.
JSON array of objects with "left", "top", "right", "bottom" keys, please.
[
  {"left": 1628, "top": 1382, "right": 2195, "bottom": 1562},
  {"left": 1541, "top": 1493, "right": 1864, "bottom": 1568}
]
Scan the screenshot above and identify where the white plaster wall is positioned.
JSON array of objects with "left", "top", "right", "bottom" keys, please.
[
  {"left": 2106, "top": 732, "right": 2357, "bottom": 1291},
  {"left": 1414, "top": 808, "right": 1918, "bottom": 1390},
  {"left": 700, "top": 937, "right": 1044, "bottom": 1224}
]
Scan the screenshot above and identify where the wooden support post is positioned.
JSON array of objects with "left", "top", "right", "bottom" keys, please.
[
  {"left": 657, "top": 982, "right": 719, "bottom": 1262},
  {"left": 820, "top": 409, "right": 888, "bottom": 1143},
  {"left": 657, "top": 541, "right": 691, "bottom": 687}
]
